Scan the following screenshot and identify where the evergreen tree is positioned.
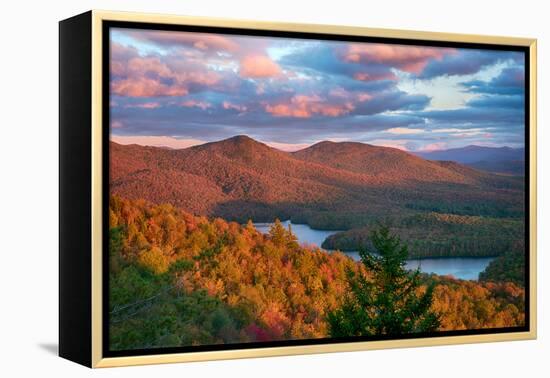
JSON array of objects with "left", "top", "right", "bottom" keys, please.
[{"left": 327, "top": 225, "right": 440, "bottom": 336}]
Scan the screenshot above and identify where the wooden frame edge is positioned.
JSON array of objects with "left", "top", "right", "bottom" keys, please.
[
  {"left": 88, "top": 10, "right": 537, "bottom": 368},
  {"left": 94, "top": 331, "right": 536, "bottom": 368},
  {"left": 92, "top": 9, "right": 536, "bottom": 46},
  {"left": 528, "top": 39, "right": 537, "bottom": 340},
  {"left": 91, "top": 10, "right": 103, "bottom": 368}
]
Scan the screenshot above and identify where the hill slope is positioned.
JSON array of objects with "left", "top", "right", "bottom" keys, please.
[
  {"left": 292, "top": 141, "right": 475, "bottom": 184},
  {"left": 110, "top": 136, "right": 524, "bottom": 228}
]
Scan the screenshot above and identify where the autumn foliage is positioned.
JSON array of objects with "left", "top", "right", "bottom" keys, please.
[
  {"left": 109, "top": 196, "right": 525, "bottom": 350},
  {"left": 110, "top": 138, "right": 524, "bottom": 232}
]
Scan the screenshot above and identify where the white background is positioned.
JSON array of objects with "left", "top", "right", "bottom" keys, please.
[{"left": 0, "top": 0, "right": 547, "bottom": 376}]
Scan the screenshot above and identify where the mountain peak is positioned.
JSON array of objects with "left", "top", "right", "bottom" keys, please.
[
  {"left": 219, "top": 135, "right": 269, "bottom": 149},
  {"left": 228, "top": 135, "right": 256, "bottom": 143},
  {"left": 195, "top": 135, "right": 267, "bottom": 150},
  {"left": 304, "top": 140, "right": 376, "bottom": 152},
  {"left": 189, "top": 134, "right": 280, "bottom": 162}
]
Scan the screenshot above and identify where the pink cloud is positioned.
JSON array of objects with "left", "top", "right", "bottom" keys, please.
[
  {"left": 265, "top": 141, "right": 313, "bottom": 152},
  {"left": 124, "top": 102, "right": 161, "bottom": 109},
  {"left": 181, "top": 100, "right": 212, "bottom": 110},
  {"left": 239, "top": 55, "right": 282, "bottom": 78},
  {"left": 386, "top": 127, "right": 425, "bottom": 135},
  {"left": 329, "top": 87, "right": 373, "bottom": 102},
  {"left": 112, "top": 77, "right": 189, "bottom": 97},
  {"left": 110, "top": 43, "right": 139, "bottom": 77},
  {"left": 265, "top": 95, "right": 354, "bottom": 118},
  {"left": 223, "top": 101, "right": 247, "bottom": 113},
  {"left": 344, "top": 44, "right": 454, "bottom": 74},
  {"left": 329, "top": 87, "right": 350, "bottom": 98},
  {"left": 111, "top": 135, "right": 206, "bottom": 149},
  {"left": 357, "top": 92, "right": 373, "bottom": 102},
  {"left": 418, "top": 142, "right": 448, "bottom": 152},
  {"left": 111, "top": 120, "right": 124, "bottom": 129},
  {"left": 110, "top": 61, "right": 126, "bottom": 76},
  {"left": 111, "top": 52, "right": 220, "bottom": 97},
  {"left": 353, "top": 71, "right": 397, "bottom": 82}
]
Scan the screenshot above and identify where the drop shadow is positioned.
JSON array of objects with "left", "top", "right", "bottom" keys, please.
[{"left": 38, "top": 343, "right": 58, "bottom": 356}]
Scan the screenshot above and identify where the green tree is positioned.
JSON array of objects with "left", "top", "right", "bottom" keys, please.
[
  {"left": 327, "top": 225, "right": 440, "bottom": 336},
  {"left": 109, "top": 226, "right": 125, "bottom": 274}
]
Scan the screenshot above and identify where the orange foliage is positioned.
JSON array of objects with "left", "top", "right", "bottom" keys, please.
[{"left": 110, "top": 195, "right": 525, "bottom": 347}]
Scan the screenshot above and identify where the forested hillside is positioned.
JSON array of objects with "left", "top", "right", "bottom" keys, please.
[
  {"left": 322, "top": 212, "right": 524, "bottom": 258},
  {"left": 110, "top": 137, "right": 525, "bottom": 259},
  {"left": 109, "top": 196, "right": 525, "bottom": 350},
  {"left": 110, "top": 137, "right": 524, "bottom": 229}
]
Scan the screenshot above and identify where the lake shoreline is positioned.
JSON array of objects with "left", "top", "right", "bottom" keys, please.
[{"left": 253, "top": 220, "right": 496, "bottom": 280}]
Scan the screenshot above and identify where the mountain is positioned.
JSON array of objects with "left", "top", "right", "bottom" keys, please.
[
  {"left": 415, "top": 145, "right": 525, "bottom": 175},
  {"left": 293, "top": 141, "right": 482, "bottom": 184},
  {"left": 110, "top": 136, "right": 524, "bottom": 228}
]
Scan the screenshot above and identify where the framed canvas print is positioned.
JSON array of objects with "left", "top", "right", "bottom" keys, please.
[{"left": 59, "top": 10, "right": 537, "bottom": 368}]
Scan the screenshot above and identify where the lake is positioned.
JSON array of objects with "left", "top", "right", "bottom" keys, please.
[{"left": 254, "top": 220, "right": 494, "bottom": 281}]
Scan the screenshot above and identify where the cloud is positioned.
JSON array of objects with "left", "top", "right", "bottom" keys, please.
[
  {"left": 435, "top": 128, "right": 484, "bottom": 133},
  {"left": 264, "top": 94, "right": 354, "bottom": 118},
  {"left": 112, "top": 74, "right": 189, "bottom": 97},
  {"left": 223, "top": 101, "right": 248, "bottom": 113},
  {"left": 328, "top": 87, "right": 373, "bottom": 103},
  {"left": 344, "top": 43, "right": 453, "bottom": 74},
  {"left": 239, "top": 55, "right": 282, "bottom": 78},
  {"left": 282, "top": 43, "right": 399, "bottom": 84},
  {"left": 110, "top": 99, "right": 426, "bottom": 145},
  {"left": 283, "top": 42, "right": 455, "bottom": 84},
  {"left": 265, "top": 141, "right": 313, "bottom": 152},
  {"left": 462, "top": 66, "right": 525, "bottom": 95},
  {"left": 435, "top": 127, "right": 487, "bottom": 138},
  {"left": 386, "top": 127, "right": 425, "bottom": 135},
  {"left": 418, "top": 50, "right": 521, "bottom": 79},
  {"left": 181, "top": 100, "right": 212, "bottom": 110},
  {"left": 111, "top": 135, "right": 206, "bottom": 149},
  {"left": 419, "top": 106, "right": 523, "bottom": 124},
  {"left": 111, "top": 120, "right": 124, "bottom": 129},
  {"left": 124, "top": 102, "right": 161, "bottom": 109},
  {"left": 417, "top": 142, "right": 448, "bottom": 152},
  {"left": 109, "top": 30, "right": 525, "bottom": 150},
  {"left": 353, "top": 71, "right": 397, "bottom": 82},
  {"left": 110, "top": 43, "right": 221, "bottom": 97},
  {"left": 467, "top": 95, "right": 524, "bottom": 109},
  {"left": 357, "top": 93, "right": 373, "bottom": 102},
  {"left": 352, "top": 90, "right": 430, "bottom": 115},
  {"left": 110, "top": 43, "right": 139, "bottom": 75}
]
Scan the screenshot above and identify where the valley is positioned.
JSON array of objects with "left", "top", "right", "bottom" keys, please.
[{"left": 110, "top": 136, "right": 525, "bottom": 260}]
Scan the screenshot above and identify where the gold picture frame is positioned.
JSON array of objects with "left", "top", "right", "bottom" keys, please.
[{"left": 59, "top": 9, "right": 537, "bottom": 368}]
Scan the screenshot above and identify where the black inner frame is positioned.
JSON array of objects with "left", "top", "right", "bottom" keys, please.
[{"left": 102, "top": 20, "right": 531, "bottom": 358}]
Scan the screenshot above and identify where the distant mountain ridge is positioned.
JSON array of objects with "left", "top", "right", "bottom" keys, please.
[
  {"left": 414, "top": 145, "right": 525, "bottom": 175},
  {"left": 110, "top": 136, "right": 524, "bottom": 228}
]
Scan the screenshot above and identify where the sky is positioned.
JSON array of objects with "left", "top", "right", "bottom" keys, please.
[{"left": 109, "top": 28, "right": 525, "bottom": 152}]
